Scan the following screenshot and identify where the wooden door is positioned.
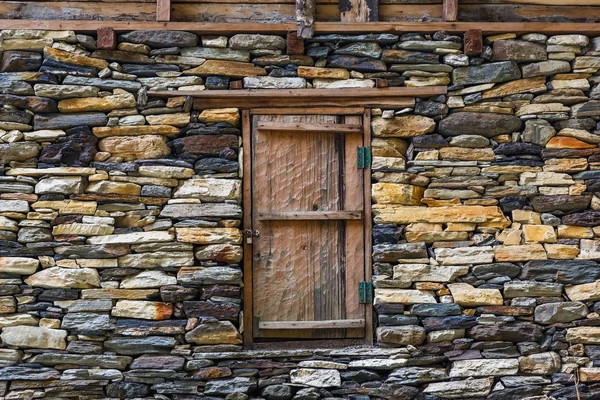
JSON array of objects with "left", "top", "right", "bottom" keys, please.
[{"left": 250, "top": 113, "right": 366, "bottom": 341}]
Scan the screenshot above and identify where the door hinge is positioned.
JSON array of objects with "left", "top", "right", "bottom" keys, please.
[
  {"left": 358, "top": 281, "right": 374, "bottom": 304},
  {"left": 357, "top": 147, "right": 371, "bottom": 169}
]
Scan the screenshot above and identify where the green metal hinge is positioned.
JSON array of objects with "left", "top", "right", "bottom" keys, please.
[
  {"left": 358, "top": 281, "right": 374, "bottom": 304},
  {"left": 357, "top": 147, "right": 371, "bottom": 169}
]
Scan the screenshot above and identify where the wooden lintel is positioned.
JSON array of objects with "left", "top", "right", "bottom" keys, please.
[
  {"left": 256, "top": 123, "right": 363, "bottom": 134},
  {"left": 443, "top": 0, "right": 458, "bottom": 22},
  {"left": 4, "top": 21, "right": 600, "bottom": 35},
  {"left": 259, "top": 319, "right": 365, "bottom": 330},
  {"left": 296, "top": 0, "right": 315, "bottom": 39},
  {"left": 156, "top": 0, "right": 171, "bottom": 22},
  {"left": 258, "top": 211, "right": 363, "bottom": 220}
]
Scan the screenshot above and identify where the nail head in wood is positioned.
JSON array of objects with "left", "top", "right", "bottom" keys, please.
[{"left": 96, "top": 27, "right": 117, "bottom": 50}]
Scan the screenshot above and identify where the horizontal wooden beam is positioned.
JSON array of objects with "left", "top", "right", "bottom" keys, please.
[
  {"left": 3, "top": 20, "right": 600, "bottom": 35},
  {"left": 257, "top": 123, "right": 363, "bottom": 134},
  {"left": 258, "top": 211, "right": 363, "bottom": 220},
  {"left": 150, "top": 87, "right": 446, "bottom": 98},
  {"left": 259, "top": 319, "right": 365, "bottom": 329}
]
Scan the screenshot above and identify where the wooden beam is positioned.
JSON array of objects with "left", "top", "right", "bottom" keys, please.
[
  {"left": 259, "top": 319, "right": 365, "bottom": 330},
  {"left": 443, "top": 0, "right": 458, "bottom": 22},
  {"left": 296, "top": 0, "right": 315, "bottom": 39},
  {"left": 256, "top": 122, "right": 363, "bottom": 134},
  {"left": 258, "top": 211, "right": 363, "bottom": 220},
  {"left": 340, "top": 0, "right": 378, "bottom": 22},
  {"left": 4, "top": 20, "right": 600, "bottom": 35},
  {"left": 156, "top": 0, "right": 170, "bottom": 22}
]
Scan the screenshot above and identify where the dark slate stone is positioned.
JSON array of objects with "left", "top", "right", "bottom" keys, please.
[
  {"left": 122, "top": 63, "right": 180, "bottom": 77},
  {"left": 205, "top": 76, "right": 230, "bottom": 90},
  {"left": 93, "top": 162, "right": 139, "bottom": 173},
  {"left": 499, "top": 196, "right": 531, "bottom": 213},
  {"left": 586, "top": 179, "right": 600, "bottom": 192},
  {"left": 34, "top": 113, "right": 107, "bottom": 130},
  {"left": 412, "top": 134, "right": 448, "bottom": 149},
  {"left": 62, "top": 312, "right": 113, "bottom": 331},
  {"left": 373, "top": 224, "right": 402, "bottom": 245},
  {"left": 39, "top": 126, "right": 98, "bottom": 166},
  {"left": 0, "top": 107, "right": 31, "bottom": 124},
  {"left": 141, "top": 185, "right": 171, "bottom": 197},
  {"left": 306, "top": 46, "right": 331, "bottom": 58},
  {"left": 160, "top": 285, "right": 199, "bottom": 302},
  {"left": 0, "top": 51, "right": 42, "bottom": 72},
  {"left": 414, "top": 101, "right": 448, "bottom": 117},
  {"left": 194, "top": 158, "right": 238, "bottom": 173},
  {"left": 452, "top": 61, "right": 521, "bottom": 85},
  {"left": 40, "top": 59, "right": 97, "bottom": 76},
  {"left": 326, "top": 55, "right": 387, "bottom": 72},
  {"left": 104, "top": 336, "right": 177, "bottom": 355},
  {"left": 468, "top": 322, "right": 544, "bottom": 342},
  {"left": 134, "top": 158, "right": 194, "bottom": 168},
  {"left": 181, "top": 122, "right": 240, "bottom": 136},
  {"left": 38, "top": 288, "right": 79, "bottom": 301},
  {"left": 0, "top": 366, "right": 60, "bottom": 381},
  {"left": 562, "top": 211, "right": 600, "bottom": 227},
  {"left": 340, "top": 369, "right": 381, "bottom": 383},
  {"left": 115, "top": 319, "right": 186, "bottom": 336},
  {"left": 574, "top": 171, "right": 600, "bottom": 180},
  {"left": 494, "top": 142, "right": 542, "bottom": 156},
  {"left": 131, "top": 355, "right": 185, "bottom": 370},
  {"left": 472, "top": 263, "right": 521, "bottom": 279},
  {"left": 262, "top": 384, "right": 293, "bottom": 400},
  {"left": 62, "top": 75, "right": 142, "bottom": 92},
  {"left": 554, "top": 117, "right": 597, "bottom": 131},
  {"left": 182, "top": 301, "right": 240, "bottom": 321},
  {"left": 372, "top": 242, "right": 427, "bottom": 262},
  {"left": 54, "top": 243, "right": 130, "bottom": 258},
  {"left": 173, "top": 135, "right": 239, "bottom": 156},
  {"left": 422, "top": 316, "right": 477, "bottom": 331},
  {"left": 438, "top": 112, "right": 522, "bottom": 138},
  {"left": 0, "top": 94, "right": 57, "bottom": 113},
  {"left": 378, "top": 314, "right": 420, "bottom": 326},
  {"left": 531, "top": 195, "right": 592, "bottom": 214},
  {"left": 120, "top": 30, "right": 198, "bottom": 48},
  {"left": 149, "top": 47, "right": 180, "bottom": 56},
  {"left": 106, "top": 382, "right": 150, "bottom": 399},
  {"left": 410, "top": 303, "right": 462, "bottom": 317},
  {"left": 520, "top": 260, "right": 600, "bottom": 285},
  {"left": 382, "top": 49, "right": 440, "bottom": 64}
]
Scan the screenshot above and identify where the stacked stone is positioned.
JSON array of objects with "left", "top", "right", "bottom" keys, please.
[
  {"left": 4, "top": 27, "right": 600, "bottom": 399},
  {"left": 372, "top": 33, "right": 600, "bottom": 398}
]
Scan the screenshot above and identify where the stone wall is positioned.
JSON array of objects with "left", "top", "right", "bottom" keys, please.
[{"left": 2, "top": 28, "right": 600, "bottom": 400}]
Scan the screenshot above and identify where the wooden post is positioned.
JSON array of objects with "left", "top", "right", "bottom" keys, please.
[
  {"left": 464, "top": 29, "right": 483, "bottom": 56},
  {"left": 296, "top": 0, "right": 315, "bottom": 39},
  {"left": 340, "top": 0, "right": 379, "bottom": 22},
  {"left": 96, "top": 27, "right": 117, "bottom": 50},
  {"left": 443, "top": 0, "right": 458, "bottom": 22},
  {"left": 156, "top": 0, "right": 171, "bottom": 22}
]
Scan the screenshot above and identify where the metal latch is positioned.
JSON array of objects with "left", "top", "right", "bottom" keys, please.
[
  {"left": 357, "top": 147, "right": 371, "bottom": 169},
  {"left": 358, "top": 281, "right": 373, "bottom": 304},
  {"left": 243, "top": 229, "right": 260, "bottom": 244}
]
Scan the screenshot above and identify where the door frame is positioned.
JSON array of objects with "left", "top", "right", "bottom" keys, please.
[{"left": 241, "top": 107, "right": 373, "bottom": 348}]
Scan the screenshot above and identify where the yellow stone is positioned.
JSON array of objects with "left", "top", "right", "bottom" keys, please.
[
  {"left": 86, "top": 181, "right": 141, "bottom": 196},
  {"left": 99, "top": 136, "right": 170, "bottom": 161},
  {"left": 486, "top": 33, "right": 517, "bottom": 42},
  {"left": 146, "top": 113, "right": 190, "bottom": 127},
  {"left": 44, "top": 46, "right": 108, "bottom": 70},
  {"left": 439, "top": 147, "right": 495, "bottom": 161},
  {"left": 420, "top": 198, "right": 461, "bottom": 207},
  {"left": 522, "top": 225, "right": 557, "bottom": 243},
  {"left": 448, "top": 283, "right": 503, "bottom": 307},
  {"left": 544, "top": 243, "right": 580, "bottom": 259},
  {"left": 183, "top": 60, "right": 266, "bottom": 78},
  {"left": 405, "top": 231, "right": 469, "bottom": 243},
  {"left": 176, "top": 228, "right": 242, "bottom": 245},
  {"left": 372, "top": 138, "right": 408, "bottom": 158},
  {"left": 371, "top": 115, "right": 436, "bottom": 138},
  {"left": 372, "top": 183, "right": 425, "bottom": 205},
  {"left": 543, "top": 158, "right": 588, "bottom": 172},
  {"left": 199, "top": 108, "right": 240, "bottom": 126},
  {"left": 31, "top": 200, "right": 97, "bottom": 215},
  {"left": 415, "top": 150, "right": 439, "bottom": 160},
  {"left": 494, "top": 244, "right": 547, "bottom": 262},
  {"left": 58, "top": 93, "right": 135, "bottom": 113},
  {"left": 482, "top": 77, "right": 547, "bottom": 99},
  {"left": 557, "top": 225, "right": 594, "bottom": 239},
  {"left": 297, "top": 66, "right": 350, "bottom": 80},
  {"left": 445, "top": 222, "right": 476, "bottom": 231},
  {"left": 373, "top": 205, "right": 510, "bottom": 227},
  {"left": 512, "top": 210, "right": 541, "bottom": 225},
  {"left": 497, "top": 228, "right": 522, "bottom": 245},
  {"left": 92, "top": 125, "right": 180, "bottom": 138}
]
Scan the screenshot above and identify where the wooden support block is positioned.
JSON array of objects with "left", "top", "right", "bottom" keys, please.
[
  {"left": 375, "top": 78, "right": 388, "bottom": 88},
  {"left": 340, "top": 0, "right": 379, "bottom": 22},
  {"left": 96, "top": 27, "right": 117, "bottom": 50},
  {"left": 443, "top": 0, "right": 458, "bottom": 22},
  {"left": 229, "top": 80, "right": 243, "bottom": 90},
  {"left": 296, "top": 0, "right": 315, "bottom": 39},
  {"left": 287, "top": 31, "right": 305, "bottom": 56},
  {"left": 464, "top": 29, "right": 483, "bottom": 56},
  {"left": 156, "top": 0, "right": 171, "bottom": 22}
]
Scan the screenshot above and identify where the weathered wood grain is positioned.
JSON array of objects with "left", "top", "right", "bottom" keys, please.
[
  {"left": 443, "top": 0, "right": 458, "bottom": 21},
  {"left": 297, "top": 0, "right": 316, "bottom": 38},
  {"left": 340, "top": 0, "right": 379, "bottom": 22},
  {"left": 157, "top": 0, "right": 171, "bottom": 21}
]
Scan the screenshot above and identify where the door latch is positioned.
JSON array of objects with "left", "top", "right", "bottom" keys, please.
[
  {"left": 243, "top": 229, "right": 260, "bottom": 244},
  {"left": 358, "top": 281, "right": 373, "bottom": 304},
  {"left": 357, "top": 147, "right": 371, "bottom": 169}
]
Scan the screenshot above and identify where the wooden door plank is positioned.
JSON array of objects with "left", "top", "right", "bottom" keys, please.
[
  {"left": 258, "top": 211, "right": 363, "bottom": 220},
  {"left": 443, "top": 0, "right": 458, "bottom": 21},
  {"left": 340, "top": 0, "right": 379, "bottom": 22},
  {"left": 257, "top": 123, "right": 363, "bottom": 134},
  {"left": 242, "top": 109, "right": 253, "bottom": 347},
  {"left": 362, "top": 109, "right": 374, "bottom": 345},
  {"left": 260, "top": 319, "right": 365, "bottom": 329},
  {"left": 343, "top": 114, "right": 365, "bottom": 339},
  {"left": 297, "top": 0, "right": 316, "bottom": 38}
]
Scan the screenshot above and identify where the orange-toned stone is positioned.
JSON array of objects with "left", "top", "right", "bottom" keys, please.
[{"left": 546, "top": 136, "right": 596, "bottom": 149}]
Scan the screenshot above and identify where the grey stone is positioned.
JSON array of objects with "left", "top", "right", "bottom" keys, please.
[
  {"left": 534, "top": 302, "right": 588, "bottom": 324},
  {"left": 121, "top": 30, "right": 198, "bottom": 48},
  {"left": 452, "top": 61, "right": 521, "bottom": 85},
  {"left": 439, "top": 112, "right": 522, "bottom": 138}
]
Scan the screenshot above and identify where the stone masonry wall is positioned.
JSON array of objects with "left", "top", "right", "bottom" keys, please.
[{"left": 2, "top": 27, "right": 600, "bottom": 400}]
